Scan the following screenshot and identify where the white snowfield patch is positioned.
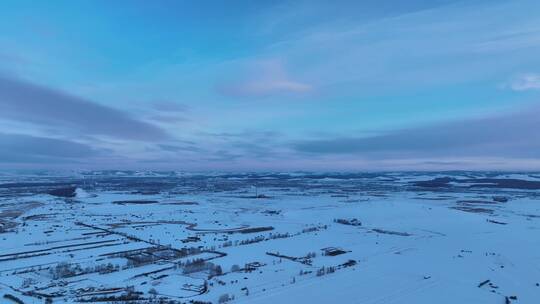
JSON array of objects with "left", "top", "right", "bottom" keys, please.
[
  {"left": 75, "top": 187, "right": 95, "bottom": 199},
  {"left": 0, "top": 172, "right": 539, "bottom": 304}
]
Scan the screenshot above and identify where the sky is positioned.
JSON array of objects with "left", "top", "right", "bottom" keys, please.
[{"left": 1, "top": 0, "right": 540, "bottom": 171}]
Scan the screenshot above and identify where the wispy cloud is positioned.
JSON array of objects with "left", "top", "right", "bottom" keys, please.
[
  {"left": 150, "top": 101, "right": 189, "bottom": 112},
  {"left": 158, "top": 143, "right": 202, "bottom": 153},
  {"left": 0, "top": 75, "right": 169, "bottom": 141},
  {"left": 0, "top": 133, "right": 99, "bottom": 163},
  {"left": 2, "top": 1, "right": 540, "bottom": 170},
  {"left": 224, "top": 80, "right": 312, "bottom": 97},
  {"left": 508, "top": 73, "right": 540, "bottom": 91},
  {"left": 249, "top": 1, "right": 540, "bottom": 96},
  {"left": 218, "top": 59, "right": 312, "bottom": 98},
  {"left": 293, "top": 105, "right": 540, "bottom": 159},
  {"left": 139, "top": 100, "right": 191, "bottom": 125}
]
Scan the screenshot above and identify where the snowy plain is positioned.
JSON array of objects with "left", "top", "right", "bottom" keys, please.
[{"left": 0, "top": 171, "right": 539, "bottom": 303}]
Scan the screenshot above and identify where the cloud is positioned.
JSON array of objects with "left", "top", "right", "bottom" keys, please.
[
  {"left": 158, "top": 143, "right": 202, "bottom": 153},
  {"left": 246, "top": 1, "right": 540, "bottom": 98},
  {"left": 142, "top": 101, "right": 190, "bottom": 125},
  {"left": 206, "top": 149, "right": 243, "bottom": 161},
  {"left": 0, "top": 75, "right": 169, "bottom": 141},
  {"left": 223, "top": 80, "right": 312, "bottom": 97},
  {"left": 199, "top": 130, "right": 283, "bottom": 159},
  {"left": 147, "top": 114, "right": 188, "bottom": 124},
  {"left": 508, "top": 73, "right": 540, "bottom": 91},
  {"left": 0, "top": 133, "right": 99, "bottom": 163},
  {"left": 203, "top": 130, "right": 281, "bottom": 139},
  {"left": 293, "top": 105, "right": 540, "bottom": 159},
  {"left": 151, "top": 101, "right": 189, "bottom": 112},
  {"left": 218, "top": 59, "right": 312, "bottom": 98}
]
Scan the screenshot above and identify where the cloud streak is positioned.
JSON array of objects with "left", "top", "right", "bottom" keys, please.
[
  {"left": 293, "top": 106, "right": 540, "bottom": 159},
  {"left": 218, "top": 59, "right": 312, "bottom": 98},
  {"left": 223, "top": 80, "right": 312, "bottom": 97},
  {"left": 0, "top": 75, "right": 169, "bottom": 141},
  {"left": 509, "top": 74, "right": 540, "bottom": 91},
  {"left": 0, "top": 133, "right": 99, "bottom": 163}
]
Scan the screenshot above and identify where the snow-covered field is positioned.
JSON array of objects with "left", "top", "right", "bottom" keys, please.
[{"left": 1, "top": 172, "right": 539, "bottom": 303}]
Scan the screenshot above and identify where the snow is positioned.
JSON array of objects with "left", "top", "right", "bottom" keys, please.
[{"left": 0, "top": 172, "right": 539, "bottom": 303}]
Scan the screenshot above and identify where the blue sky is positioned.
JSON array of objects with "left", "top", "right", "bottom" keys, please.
[{"left": 1, "top": 0, "right": 540, "bottom": 171}]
